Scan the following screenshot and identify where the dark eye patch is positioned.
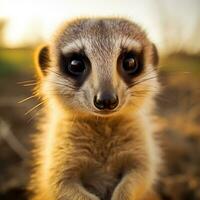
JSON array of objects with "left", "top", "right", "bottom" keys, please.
[
  {"left": 59, "top": 51, "right": 91, "bottom": 87},
  {"left": 117, "top": 49, "right": 144, "bottom": 85}
]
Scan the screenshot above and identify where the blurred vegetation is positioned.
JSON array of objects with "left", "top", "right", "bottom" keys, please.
[
  {"left": 0, "top": 48, "right": 34, "bottom": 76},
  {"left": 160, "top": 53, "right": 200, "bottom": 75}
]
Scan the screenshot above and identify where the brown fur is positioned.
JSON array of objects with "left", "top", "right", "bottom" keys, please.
[{"left": 29, "top": 17, "right": 161, "bottom": 200}]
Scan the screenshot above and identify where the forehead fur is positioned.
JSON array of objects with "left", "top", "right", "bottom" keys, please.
[{"left": 52, "top": 17, "right": 149, "bottom": 54}]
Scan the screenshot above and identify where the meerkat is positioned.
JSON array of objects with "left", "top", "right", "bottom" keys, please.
[{"left": 29, "top": 17, "right": 161, "bottom": 200}]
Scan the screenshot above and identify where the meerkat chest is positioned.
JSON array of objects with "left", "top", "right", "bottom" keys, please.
[
  {"left": 70, "top": 123, "right": 136, "bottom": 164},
  {"left": 67, "top": 124, "right": 139, "bottom": 199}
]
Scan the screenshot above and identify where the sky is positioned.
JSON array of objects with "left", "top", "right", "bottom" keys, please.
[{"left": 0, "top": 0, "right": 200, "bottom": 55}]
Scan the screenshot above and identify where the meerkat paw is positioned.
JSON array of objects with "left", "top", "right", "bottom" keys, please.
[
  {"left": 85, "top": 192, "right": 101, "bottom": 200},
  {"left": 111, "top": 185, "right": 131, "bottom": 200}
]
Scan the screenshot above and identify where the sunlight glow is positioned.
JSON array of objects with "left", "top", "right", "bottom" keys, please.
[
  {"left": 0, "top": 0, "right": 200, "bottom": 54},
  {"left": 0, "top": 0, "right": 161, "bottom": 47}
]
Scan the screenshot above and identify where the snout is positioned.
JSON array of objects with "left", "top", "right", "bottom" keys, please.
[{"left": 93, "top": 91, "right": 119, "bottom": 111}]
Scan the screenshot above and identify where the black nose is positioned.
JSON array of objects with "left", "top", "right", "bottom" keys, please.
[{"left": 94, "top": 92, "right": 119, "bottom": 110}]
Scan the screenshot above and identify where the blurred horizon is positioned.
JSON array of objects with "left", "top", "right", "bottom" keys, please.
[{"left": 0, "top": 0, "right": 200, "bottom": 56}]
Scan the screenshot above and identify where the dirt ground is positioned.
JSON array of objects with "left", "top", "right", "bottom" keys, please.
[{"left": 0, "top": 70, "right": 200, "bottom": 200}]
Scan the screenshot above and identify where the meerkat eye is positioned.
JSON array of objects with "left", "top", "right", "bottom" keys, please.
[
  {"left": 68, "top": 56, "right": 86, "bottom": 76},
  {"left": 122, "top": 53, "right": 139, "bottom": 75}
]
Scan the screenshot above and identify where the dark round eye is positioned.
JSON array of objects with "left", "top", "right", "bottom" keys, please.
[
  {"left": 68, "top": 57, "right": 86, "bottom": 76},
  {"left": 122, "top": 53, "right": 139, "bottom": 75}
]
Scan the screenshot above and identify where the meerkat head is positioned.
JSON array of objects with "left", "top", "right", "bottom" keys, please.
[{"left": 36, "top": 17, "right": 159, "bottom": 117}]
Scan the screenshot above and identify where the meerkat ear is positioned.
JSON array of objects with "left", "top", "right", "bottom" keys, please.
[
  {"left": 35, "top": 45, "right": 50, "bottom": 78},
  {"left": 151, "top": 43, "right": 159, "bottom": 67}
]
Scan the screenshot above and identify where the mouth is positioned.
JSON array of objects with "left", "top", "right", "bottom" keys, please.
[{"left": 93, "top": 108, "right": 119, "bottom": 117}]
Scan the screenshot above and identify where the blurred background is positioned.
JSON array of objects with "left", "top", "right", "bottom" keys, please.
[{"left": 0, "top": 0, "right": 200, "bottom": 200}]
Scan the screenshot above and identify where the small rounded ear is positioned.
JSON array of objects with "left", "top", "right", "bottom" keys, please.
[
  {"left": 35, "top": 45, "right": 50, "bottom": 78},
  {"left": 151, "top": 43, "right": 159, "bottom": 67}
]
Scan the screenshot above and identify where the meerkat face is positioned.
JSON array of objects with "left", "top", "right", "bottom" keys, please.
[{"left": 36, "top": 18, "right": 159, "bottom": 117}]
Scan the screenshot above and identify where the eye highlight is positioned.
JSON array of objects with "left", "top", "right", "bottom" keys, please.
[
  {"left": 122, "top": 52, "right": 140, "bottom": 75},
  {"left": 68, "top": 57, "right": 86, "bottom": 76}
]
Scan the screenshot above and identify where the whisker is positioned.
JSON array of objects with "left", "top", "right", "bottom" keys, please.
[
  {"left": 27, "top": 106, "right": 45, "bottom": 123},
  {"left": 47, "top": 80, "right": 77, "bottom": 90},
  {"left": 46, "top": 68, "right": 63, "bottom": 77},
  {"left": 22, "top": 83, "right": 38, "bottom": 87},
  {"left": 17, "top": 80, "right": 36, "bottom": 84},
  {"left": 45, "top": 90, "right": 81, "bottom": 97},
  {"left": 128, "top": 88, "right": 171, "bottom": 103},
  {"left": 128, "top": 68, "right": 157, "bottom": 88},
  {"left": 129, "top": 75, "right": 158, "bottom": 88},
  {"left": 129, "top": 88, "right": 158, "bottom": 94},
  {"left": 18, "top": 95, "right": 37, "bottom": 104},
  {"left": 45, "top": 68, "right": 78, "bottom": 90},
  {"left": 25, "top": 100, "right": 46, "bottom": 115}
]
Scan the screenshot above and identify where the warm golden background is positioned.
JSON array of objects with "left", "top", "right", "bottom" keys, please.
[{"left": 0, "top": 0, "right": 200, "bottom": 200}]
